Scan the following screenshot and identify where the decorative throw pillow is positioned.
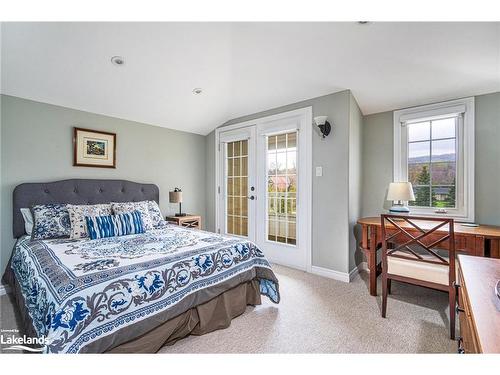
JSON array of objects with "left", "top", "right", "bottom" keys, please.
[
  {"left": 67, "top": 203, "right": 112, "bottom": 239},
  {"left": 85, "top": 211, "right": 145, "bottom": 240},
  {"left": 147, "top": 200, "right": 166, "bottom": 228},
  {"left": 20, "top": 208, "right": 34, "bottom": 236},
  {"left": 111, "top": 201, "right": 153, "bottom": 231},
  {"left": 31, "top": 203, "right": 71, "bottom": 240}
]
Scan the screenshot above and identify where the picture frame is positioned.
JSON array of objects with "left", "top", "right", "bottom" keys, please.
[{"left": 73, "top": 127, "right": 116, "bottom": 168}]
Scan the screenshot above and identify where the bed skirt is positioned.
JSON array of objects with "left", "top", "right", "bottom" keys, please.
[
  {"left": 108, "top": 279, "right": 261, "bottom": 353},
  {"left": 3, "top": 260, "right": 262, "bottom": 353}
]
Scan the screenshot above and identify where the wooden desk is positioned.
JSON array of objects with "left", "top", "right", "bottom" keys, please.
[
  {"left": 357, "top": 216, "right": 500, "bottom": 296},
  {"left": 457, "top": 255, "right": 500, "bottom": 353}
]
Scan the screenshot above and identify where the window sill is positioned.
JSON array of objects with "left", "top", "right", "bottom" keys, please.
[{"left": 406, "top": 207, "right": 474, "bottom": 223}]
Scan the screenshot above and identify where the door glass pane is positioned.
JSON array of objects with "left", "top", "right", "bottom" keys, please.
[
  {"left": 266, "top": 132, "right": 297, "bottom": 245},
  {"left": 226, "top": 140, "right": 248, "bottom": 236}
]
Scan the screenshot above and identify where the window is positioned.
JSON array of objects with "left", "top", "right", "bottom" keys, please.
[
  {"left": 266, "top": 132, "right": 297, "bottom": 245},
  {"left": 225, "top": 140, "right": 248, "bottom": 236},
  {"left": 393, "top": 98, "right": 474, "bottom": 221}
]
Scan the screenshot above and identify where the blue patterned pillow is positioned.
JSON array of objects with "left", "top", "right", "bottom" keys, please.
[
  {"left": 31, "top": 203, "right": 71, "bottom": 240},
  {"left": 85, "top": 210, "right": 145, "bottom": 240},
  {"left": 147, "top": 200, "right": 167, "bottom": 228}
]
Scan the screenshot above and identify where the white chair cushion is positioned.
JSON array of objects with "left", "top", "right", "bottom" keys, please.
[{"left": 387, "top": 251, "right": 449, "bottom": 286}]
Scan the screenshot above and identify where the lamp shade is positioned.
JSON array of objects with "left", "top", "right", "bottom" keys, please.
[
  {"left": 387, "top": 182, "right": 415, "bottom": 201},
  {"left": 169, "top": 191, "right": 183, "bottom": 203}
]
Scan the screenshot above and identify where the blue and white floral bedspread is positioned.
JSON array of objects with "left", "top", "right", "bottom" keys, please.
[{"left": 10, "top": 225, "right": 279, "bottom": 353}]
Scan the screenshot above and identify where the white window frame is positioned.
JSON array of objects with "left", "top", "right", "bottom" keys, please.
[{"left": 393, "top": 97, "right": 475, "bottom": 222}]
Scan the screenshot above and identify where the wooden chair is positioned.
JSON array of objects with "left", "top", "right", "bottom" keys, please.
[{"left": 380, "top": 214, "right": 456, "bottom": 339}]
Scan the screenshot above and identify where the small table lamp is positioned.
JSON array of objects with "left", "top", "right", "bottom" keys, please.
[
  {"left": 169, "top": 188, "right": 186, "bottom": 217},
  {"left": 387, "top": 182, "right": 415, "bottom": 213}
]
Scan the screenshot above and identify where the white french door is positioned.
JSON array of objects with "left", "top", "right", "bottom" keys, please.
[
  {"left": 216, "top": 108, "right": 312, "bottom": 271},
  {"left": 218, "top": 126, "right": 257, "bottom": 241}
]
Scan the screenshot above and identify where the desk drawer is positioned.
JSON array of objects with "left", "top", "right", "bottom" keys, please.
[
  {"left": 455, "top": 234, "right": 477, "bottom": 255},
  {"left": 384, "top": 230, "right": 476, "bottom": 254},
  {"left": 490, "top": 239, "right": 500, "bottom": 258},
  {"left": 457, "top": 265, "right": 481, "bottom": 353}
]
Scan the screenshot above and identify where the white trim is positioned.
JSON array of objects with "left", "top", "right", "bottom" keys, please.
[
  {"left": 348, "top": 264, "right": 362, "bottom": 281},
  {"left": 0, "top": 283, "right": 11, "bottom": 296},
  {"left": 357, "top": 261, "right": 369, "bottom": 273},
  {"left": 399, "top": 103, "right": 466, "bottom": 123},
  {"left": 393, "top": 97, "right": 475, "bottom": 222},
  {"left": 215, "top": 107, "right": 313, "bottom": 272},
  {"left": 346, "top": 262, "right": 368, "bottom": 282},
  {"left": 311, "top": 266, "right": 350, "bottom": 283},
  {"left": 352, "top": 262, "right": 369, "bottom": 278},
  {"left": 216, "top": 107, "right": 313, "bottom": 134}
]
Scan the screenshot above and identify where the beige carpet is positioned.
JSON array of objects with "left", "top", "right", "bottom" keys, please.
[{"left": 0, "top": 265, "right": 456, "bottom": 353}]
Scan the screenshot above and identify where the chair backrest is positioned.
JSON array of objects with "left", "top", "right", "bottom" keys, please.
[{"left": 380, "top": 214, "right": 456, "bottom": 285}]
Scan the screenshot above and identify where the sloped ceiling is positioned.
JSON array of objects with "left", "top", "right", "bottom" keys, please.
[{"left": 1, "top": 22, "right": 499, "bottom": 135}]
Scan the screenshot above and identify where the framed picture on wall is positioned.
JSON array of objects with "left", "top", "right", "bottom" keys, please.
[{"left": 73, "top": 127, "right": 116, "bottom": 168}]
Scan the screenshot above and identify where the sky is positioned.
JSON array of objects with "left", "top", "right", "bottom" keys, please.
[{"left": 408, "top": 118, "right": 456, "bottom": 159}]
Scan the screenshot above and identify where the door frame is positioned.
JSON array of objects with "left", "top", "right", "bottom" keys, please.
[{"left": 214, "top": 107, "right": 312, "bottom": 272}]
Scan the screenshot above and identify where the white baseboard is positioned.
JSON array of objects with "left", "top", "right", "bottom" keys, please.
[
  {"left": 311, "top": 262, "right": 370, "bottom": 283},
  {"left": 349, "top": 265, "right": 359, "bottom": 281},
  {"left": 357, "top": 261, "right": 369, "bottom": 273},
  {"left": 310, "top": 265, "right": 350, "bottom": 283},
  {"left": 0, "top": 283, "right": 11, "bottom": 296},
  {"left": 347, "top": 261, "right": 368, "bottom": 282}
]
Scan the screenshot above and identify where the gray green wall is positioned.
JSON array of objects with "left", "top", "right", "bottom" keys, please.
[
  {"left": 348, "top": 93, "right": 363, "bottom": 272},
  {"left": 0, "top": 95, "right": 207, "bottom": 273},
  {"left": 361, "top": 92, "right": 500, "bottom": 226},
  {"left": 361, "top": 111, "right": 394, "bottom": 217},
  {"left": 204, "top": 130, "right": 216, "bottom": 233},
  {"left": 475, "top": 92, "right": 500, "bottom": 225},
  {"left": 208, "top": 90, "right": 354, "bottom": 274}
]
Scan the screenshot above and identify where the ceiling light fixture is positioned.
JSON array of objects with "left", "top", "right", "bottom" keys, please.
[
  {"left": 192, "top": 88, "right": 203, "bottom": 95},
  {"left": 111, "top": 56, "right": 125, "bottom": 66}
]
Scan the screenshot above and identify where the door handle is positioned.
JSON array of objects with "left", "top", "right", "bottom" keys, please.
[{"left": 247, "top": 195, "right": 256, "bottom": 200}]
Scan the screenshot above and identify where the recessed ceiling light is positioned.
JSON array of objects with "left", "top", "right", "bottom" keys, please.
[
  {"left": 111, "top": 56, "right": 125, "bottom": 66},
  {"left": 192, "top": 88, "right": 203, "bottom": 95}
]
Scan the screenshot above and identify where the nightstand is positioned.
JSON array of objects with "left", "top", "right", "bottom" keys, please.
[{"left": 165, "top": 215, "right": 202, "bottom": 229}]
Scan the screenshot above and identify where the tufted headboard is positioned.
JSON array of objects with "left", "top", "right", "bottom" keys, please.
[{"left": 13, "top": 179, "right": 159, "bottom": 238}]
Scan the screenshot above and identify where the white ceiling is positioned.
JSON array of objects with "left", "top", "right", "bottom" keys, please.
[{"left": 1, "top": 22, "right": 499, "bottom": 135}]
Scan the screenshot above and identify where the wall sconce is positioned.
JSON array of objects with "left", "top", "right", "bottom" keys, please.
[{"left": 314, "top": 116, "right": 331, "bottom": 138}]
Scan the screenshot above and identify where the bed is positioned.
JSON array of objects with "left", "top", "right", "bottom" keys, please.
[{"left": 2, "top": 179, "right": 279, "bottom": 353}]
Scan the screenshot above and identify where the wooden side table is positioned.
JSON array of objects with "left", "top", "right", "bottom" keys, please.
[{"left": 165, "top": 215, "right": 202, "bottom": 229}]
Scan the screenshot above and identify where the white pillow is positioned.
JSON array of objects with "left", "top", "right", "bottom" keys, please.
[
  {"left": 111, "top": 201, "right": 153, "bottom": 231},
  {"left": 20, "top": 208, "right": 34, "bottom": 236},
  {"left": 67, "top": 203, "right": 112, "bottom": 239},
  {"left": 147, "top": 200, "right": 166, "bottom": 227}
]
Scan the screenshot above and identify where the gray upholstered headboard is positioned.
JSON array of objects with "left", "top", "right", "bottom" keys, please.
[{"left": 13, "top": 179, "right": 159, "bottom": 238}]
